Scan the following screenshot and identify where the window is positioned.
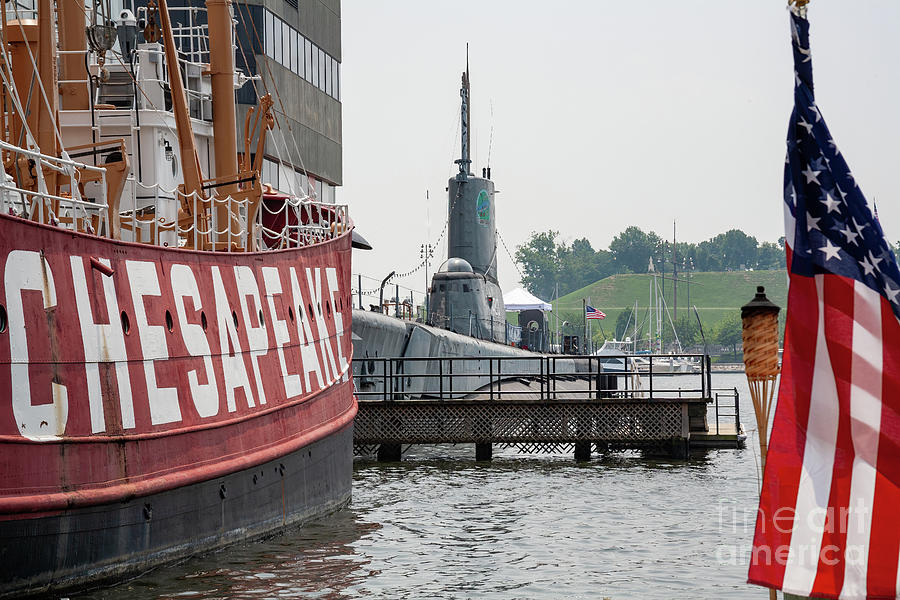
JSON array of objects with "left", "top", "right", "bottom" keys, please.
[
  {"left": 322, "top": 181, "right": 335, "bottom": 204},
  {"left": 327, "top": 56, "right": 334, "bottom": 97},
  {"left": 262, "top": 159, "right": 279, "bottom": 190},
  {"left": 296, "top": 33, "right": 304, "bottom": 77},
  {"left": 273, "top": 17, "right": 281, "bottom": 65},
  {"left": 282, "top": 20, "right": 290, "bottom": 68},
  {"left": 322, "top": 52, "right": 329, "bottom": 95},
  {"left": 333, "top": 59, "right": 339, "bottom": 101},
  {"left": 310, "top": 43, "right": 318, "bottom": 87},
  {"left": 303, "top": 39, "right": 311, "bottom": 83},
  {"left": 265, "top": 11, "right": 274, "bottom": 59},
  {"left": 318, "top": 48, "right": 326, "bottom": 92},
  {"left": 278, "top": 163, "right": 295, "bottom": 194},
  {"left": 290, "top": 29, "right": 298, "bottom": 73}
]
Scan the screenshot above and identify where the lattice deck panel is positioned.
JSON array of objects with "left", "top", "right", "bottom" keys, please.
[{"left": 354, "top": 400, "right": 693, "bottom": 445}]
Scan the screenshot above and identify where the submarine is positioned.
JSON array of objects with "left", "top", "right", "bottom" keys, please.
[{"left": 351, "top": 65, "right": 558, "bottom": 399}]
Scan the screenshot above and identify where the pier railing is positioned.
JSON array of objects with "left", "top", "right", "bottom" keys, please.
[{"left": 353, "top": 353, "right": 713, "bottom": 402}]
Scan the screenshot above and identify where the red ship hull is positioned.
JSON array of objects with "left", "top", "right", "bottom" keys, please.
[{"left": 0, "top": 213, "right": 357, "bottom": 597}]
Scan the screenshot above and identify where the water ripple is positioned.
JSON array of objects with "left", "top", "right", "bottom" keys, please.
[{"left": 78, "top": 374, "right": 763, "bottom": 599}]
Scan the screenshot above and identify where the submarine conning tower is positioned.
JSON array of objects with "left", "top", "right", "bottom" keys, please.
[
  {"left": 428, "top": 66, "right": 507, "bottom": 344},
  {"left": 447, "top": 69, "right": 498, "bottom": 283}
]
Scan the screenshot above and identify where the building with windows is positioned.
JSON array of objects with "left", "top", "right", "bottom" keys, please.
[{"left": 233, "top": 0, "right": 341, "bottom": 202}]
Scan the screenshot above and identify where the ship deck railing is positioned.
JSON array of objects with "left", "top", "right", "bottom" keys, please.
[
  {"left": 0, "top": 139, "right": 110, "bottom": 233},
  {"left": 353, "top": 353, "right": 713, "bottom": 402},
  {"left": 352, "top": 354, "right": 744, "bottom": 459}
]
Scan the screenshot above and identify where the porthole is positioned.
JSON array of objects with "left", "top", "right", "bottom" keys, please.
[
  {"left": 258, "top": 309, "right": 264, "bottom": 327},
  {"left": 165, "top": 310, "right": 174, "bottom": 333},
  {"left": 201, "top": 311, "right": 208, "bottom": 331},
  {"left": 288, "top": 306, "right": 295, "bottom": 322},
  {"left": 121, "top": 310, "right": 130, "bottom": 335},
  {"left": 298, "top": 305, "right": 304, "bottom": 320},
  {"left": 307, "top": 303, "right": 313, "bottom": 318},
  {"left": 0, "top": 304, "right": 6, "bottom": 333},
  {"left": 326, "top": 301, "right": 331, "bottom": 316},
  {"left": 317, "top": 302, "right": 321, "bottom": 315},
  {"left": 232, "top": 310, "right": 239, "bottom": 329}
]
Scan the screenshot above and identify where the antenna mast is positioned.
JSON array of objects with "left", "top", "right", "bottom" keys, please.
[{"left": 455, "top": 44, "right": 471, "bottom": 179}]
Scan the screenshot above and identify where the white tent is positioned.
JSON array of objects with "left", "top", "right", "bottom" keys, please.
[{"left": 503, "top": 288, "right": 552, "bottom": 312}]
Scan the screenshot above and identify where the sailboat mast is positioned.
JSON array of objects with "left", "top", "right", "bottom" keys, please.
[{"left": 673, "top": 220, "right": 677, "bottom": 320}]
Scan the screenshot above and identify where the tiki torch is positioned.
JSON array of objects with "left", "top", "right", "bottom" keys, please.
[
  {"left": 741, "top": 286, "right": 781, "bottom": 475},
  {"left": 741, "top": 286, "right": 781, "bottom": 600}
]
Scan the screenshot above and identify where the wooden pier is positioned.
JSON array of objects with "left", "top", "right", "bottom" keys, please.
[{"left": 352, "top": 355, "right": 744, "bottom": 460}]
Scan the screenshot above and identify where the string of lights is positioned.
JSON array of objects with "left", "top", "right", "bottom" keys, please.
[{"left": 497, "top": 229, "right": 525, "bottom": 282}]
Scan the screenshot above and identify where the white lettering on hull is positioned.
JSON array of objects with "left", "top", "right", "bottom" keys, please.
[
  {"left": 234, "top": 266, "right": 268, "bottom": 406},
  {"left": 71, "top": 256, "right": 134, "bottom": 432},
  {"left": 289, "top": 266, "right": 325, "bottom": 391},
  {"left": 262, "top": 267, "right": 303, "bottom": 399},
  {"left": 126, "top": 260, "right": 182, "bottom": 425},
  {"left": 5, "top": 250, "right": 68, "bottom": 440},
  {"left": 306, "top": 267, "right": 339, "bottom": 383},
  {"left": 170, "top": 263, "right": 219, "bottom": 418},
  {"left": 3, "top": 250, "right": 346, "bottom": 439},
  {"left": 326, "top": 267, "right": 348, "bottom": 378},
  {"left": 211, "top": 266, "right": 255, "bottom": 412}
]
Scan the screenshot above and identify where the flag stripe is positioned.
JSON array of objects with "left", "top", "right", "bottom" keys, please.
[
  {"left": 811, "top": 275, "right": 856, "bottom": 598},
  {"left": 838, "top": 282, "right": 883, "bottom": 599},
  {"left": 865, "top": 307, "right": 900, "bottom": 596},
  {"left": 783, "top": 275, "right": 842, "bottom": 597}
]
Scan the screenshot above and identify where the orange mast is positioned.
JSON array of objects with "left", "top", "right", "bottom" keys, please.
[
  {"left": 57, "top": 0, "right": 89, "bottom": 110},
  {"left": 37, "top": 0, "right": 58, "bottom": 194},
  {"left": 5, "top": 0, "right": 59, "bottom": 194},
  {"left": 155, "top": 0, "right": 204, "bottom": 198},
  {"left": 206, "top": 0, "right": 239, "bottom": 244}
]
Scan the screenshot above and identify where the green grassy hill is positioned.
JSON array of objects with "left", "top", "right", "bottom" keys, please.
[{"left": 511, "top": 270, "right": 787, "bottom": 344}]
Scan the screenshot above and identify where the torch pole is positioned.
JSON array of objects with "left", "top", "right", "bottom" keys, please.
[{"left": 741, "top": 286, "right": 781, "bottom": 600}]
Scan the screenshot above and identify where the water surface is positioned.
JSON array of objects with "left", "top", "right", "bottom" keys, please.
[{"left": 79, "top": 373, "right": 765, "bottom": 599}]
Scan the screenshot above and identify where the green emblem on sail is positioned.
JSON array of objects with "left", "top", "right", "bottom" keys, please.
[{"left": 475, "top": 190, "right": 490, "bottom": 227}]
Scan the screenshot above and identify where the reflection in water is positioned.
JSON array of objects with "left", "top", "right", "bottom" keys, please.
[
  {"left": 77, "top": 374, "right": 763, "bottom": 599},
  {"left": 80, "top": 511, "right": 380, "bottom": 600}
]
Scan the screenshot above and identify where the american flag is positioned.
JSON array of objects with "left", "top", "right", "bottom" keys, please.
[
  {"left": 585, "top": 305, "right": 605, "bottom": 320},
  {"left": 748, "top": 8, "right": 900, "bottom": 599}
]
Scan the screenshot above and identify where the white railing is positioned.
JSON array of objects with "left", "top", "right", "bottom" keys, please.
[
  {"left": 257, "top": 193, "right": 349, "bottom": 250},
  {"left": 118, "top": 177, "right": 349, "bottom": 252},
  {"left": 136, "top": 6, "right": 211, "bottom": 65},
  {"left": 0, "top": 140, "right": 110, "bottom": 235}
]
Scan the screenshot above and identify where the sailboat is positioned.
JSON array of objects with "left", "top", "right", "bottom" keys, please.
[
  {"left": 595, "top": 259, "right": 698, "bottom": 374},
  {"left": 0, "top": 0, "right": 356, "bottom": 595}
]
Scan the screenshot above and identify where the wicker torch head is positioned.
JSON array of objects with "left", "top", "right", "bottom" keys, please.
[{"left": 741, "top": 286, "right": 781, "bottom": 379}]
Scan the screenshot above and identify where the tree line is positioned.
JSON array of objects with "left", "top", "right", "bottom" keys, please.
[{"left": 515, "top": 226, "right": 787, "bottom": 301}]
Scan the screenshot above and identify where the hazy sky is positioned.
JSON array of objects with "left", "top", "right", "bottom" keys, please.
[{"left": 339, "top": 1, "right": 900, "bottom": 300}]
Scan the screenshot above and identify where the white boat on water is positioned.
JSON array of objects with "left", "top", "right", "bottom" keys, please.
[
  {"left": 594, "top": 339, "right": 699, "bottom": 374},
  {"left": 632, "top": 354, "right": 699, "bottom": 374}
]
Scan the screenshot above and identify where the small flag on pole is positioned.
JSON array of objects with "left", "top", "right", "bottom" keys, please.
[
  {"left": 585, "top": 305, "right": 606, "bottom": 320},
  {"left": 748, "top": 6, "right": 900, "bottom": 599}
]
